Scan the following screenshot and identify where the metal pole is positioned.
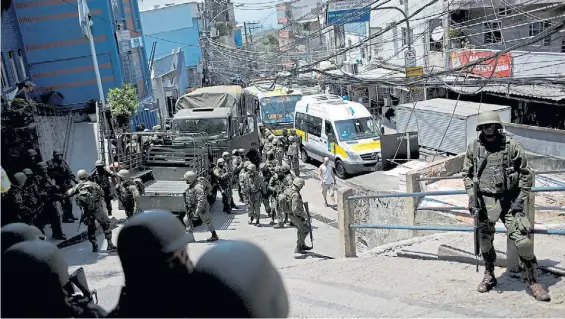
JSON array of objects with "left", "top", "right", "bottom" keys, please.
[
  {"left": 349, "top": 224, "right": 565, "bottom": 235},
  {"left": 87, "top": 18, "right": 104, "bottom": 162},
  {"left": 442, "top": 0, "right": 450, "bottom": 70}
]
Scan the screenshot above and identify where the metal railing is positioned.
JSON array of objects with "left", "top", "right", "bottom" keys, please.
[
  {"left": 416, "top": 205, "right": 565, "bottom": 211},
  {"left": 349, "top": 224, "right": 565, "bottom": 235},
  {"left": 416, "top": 170, "right": 565, "bottom": 182}
]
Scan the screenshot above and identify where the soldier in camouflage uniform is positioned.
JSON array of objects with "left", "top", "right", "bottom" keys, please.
[
  {"left": 288, "top": 177, "right": 312, "bottom": 254},
  {"left": 290, "top": 128, "right": 302, "bottom": 148},
  {"left": 4, "top": 173, "right": 31, "bottom": 226},
  {"left": 232, "top": 149, "right": 244, "bottom": 202},
  {"left": 281, "top": 129, "right": 290, "bottom": 157},
  {"left": 259, "top": 162, "right": 273, "bottom": 219},
  {"left": 34, "top": 162, "right": 66, "bottom": 240},
  {"left": 239, "top": 161, "right": 252, "bottom": 205},
  {"left": 268, "top": 166, "right": 287, "bottom": 228},
  {"left": 287, "top": 135, "right": 300, "bottom": 176},
  {"left": 213, "top": 158, "right": 233, "bottom": 214},
  {"left": 64, "top": 169, "right": 117, "bottom": 253},
  {"left": 262, "top": 135, "right": 275, "bottom": 161},
  {"left": 222, "top": 151, "right": 238, "bottom": 209},
  {"left": 184, "top": 171, "right": 218, "bottom": 241},
  {"left": 22, "top": 168, "right": 40, "bottom": 221},
  {"left": 273, "top": 138, "right": 285, "bottom": 166},
  {"left": 462, "top": 111, "right": 550, "bottom": 301},
  {"left": 25, "top": 149, "right": 41, "bottom": 173},
  {"left": 280, "top": 163, "right": 295, "bottom": 226},
  {"left": 115, "top": 169, "right": 141, "bottom": 219},
  {"left": 90, "top": 160, "right": 118, "bottom": 216},
  {"left": 244, "top": 164, "right": 263, "bottom": 226},
  {"left": 47, "top": 149, "right": 77, "bottom": 223}
]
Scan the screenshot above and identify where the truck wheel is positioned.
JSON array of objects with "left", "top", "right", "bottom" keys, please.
[
  {"left": 335, "top": 159, "right": 348, "bottom": 179},
  {"left": 300, "top": 147, "right": 310, "bottom": 164}
]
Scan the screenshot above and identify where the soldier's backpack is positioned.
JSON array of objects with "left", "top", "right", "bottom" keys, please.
[
  {"left": 133, "top": 178, "right": 145, "bottom": 195},
  {"left": 118, "top": 181, "right": 137, "bottom": 202},
  {"left": 75, "top": 182, "right": 100, "bottom": 210},
  {"left": 197, "top": 177, "right": 213, "bottom": 196}
]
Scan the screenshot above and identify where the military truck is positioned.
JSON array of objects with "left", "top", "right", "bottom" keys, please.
[{"left": 114, "top": 131, "right": 209, "bottom": 214}]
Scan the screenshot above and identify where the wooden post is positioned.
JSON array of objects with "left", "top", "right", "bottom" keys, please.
[
  {"left": 404, "top": 172, "right": 420, "bottom": 238},
  {"left": 507, "top": 171, "right": 535, "bottom": 273},
  {"left": 337, "top": 187, "right": 356, "bottom": 258}
]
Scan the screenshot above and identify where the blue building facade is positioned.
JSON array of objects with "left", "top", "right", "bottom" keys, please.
[
  {"left": 1, "top": 3, "right": 30, "bottom": 92},
  {"left": 139, "top": 2, "right": 202, "bottom": 70}
]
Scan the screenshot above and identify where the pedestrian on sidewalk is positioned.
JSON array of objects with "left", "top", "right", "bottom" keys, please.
[{"left": 317, "top": 157, "right": 336, "bottom": 207}]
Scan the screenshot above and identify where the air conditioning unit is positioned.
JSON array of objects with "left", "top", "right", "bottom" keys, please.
[{"left": 210, "top": 27, "right": 219, "bottom": 38}]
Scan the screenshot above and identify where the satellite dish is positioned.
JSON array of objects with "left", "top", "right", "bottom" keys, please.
[{"left": 431, "top": 26, "right": 444, "bottom": 41}]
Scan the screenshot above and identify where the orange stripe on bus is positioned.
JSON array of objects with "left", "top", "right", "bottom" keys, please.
[
  {"left": 25, "top": 35, "right": 106, "bottom": 51},
  {"left": 18, "top": 9, "right": 101, "bottom": 23},
  {"left": 32, "top": 63, "right": 112, "bottom": 79},
  {"left": 35, "top": 76, "right": 115, "bottom": 92}
]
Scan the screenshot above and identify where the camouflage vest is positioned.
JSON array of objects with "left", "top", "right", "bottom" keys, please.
[
  {"left": 196, "top": 177, "right": 212, "bottom": 196},
  {"left": 473, "top": 134, "right": 518, "bottom": 195},
  {"left": 75, "top": 181, "right": 102, "bottom": 211}
]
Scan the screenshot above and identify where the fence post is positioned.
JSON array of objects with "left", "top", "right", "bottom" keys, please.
[
  {"left": 506, "top": 171, "right": 536, "bottom": 272},
  {"left": 337, "top": 187, "right": 356, "bottom": 258},
  {"left": 404, "top": 172, "right": 420, "bottom": 232}
]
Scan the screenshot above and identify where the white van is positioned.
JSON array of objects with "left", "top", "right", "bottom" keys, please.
[{"left": 294, "top": 94, "right": 382, "bottom": 178}]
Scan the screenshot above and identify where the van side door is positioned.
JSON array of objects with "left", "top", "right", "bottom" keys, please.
[{"left": 322, "top": 120, "right": 338, "bottom": 163}]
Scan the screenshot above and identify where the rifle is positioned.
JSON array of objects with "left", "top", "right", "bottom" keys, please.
[
  {"left": 64, "top": 267, "right": 98, "bottom": 304},
  {"left": 77, "top": 205, "right": 85, "bottom": 232},
  {"left": 472, "top": 142, "right": 488, "bottom": 273},
  {"left": 303, "top": 202, "right": 313, "bottom": 248}
]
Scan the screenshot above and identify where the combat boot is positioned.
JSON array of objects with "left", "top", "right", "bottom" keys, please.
[
  {"left": 254, "top": 219, "right": 261, "bottom": 227},
  {"left": 230, "top": 200, "right": 239, "bottom": 209},
  {"left": 525, "top": 262, "right": 551, "bottom": 301},
  {"left": 207, "top": 231, "right": 219, "bottom": 242},
  {"left": 92, "top": 243, "right": 99, "bottom": 253},
  {"left": 477, "top": 262, "right": 497, "bottom": 293},
  {"left": 301, "top": 244, "right": 312, "bottom": 251},
  {"left": 273, "top": 222, "right": 284, "bottom": 229},
  {"left": 106, "top": 241, "right": 118, "bottom": 252},
  {"left": 283, "top": 213, "right": 288, "bottom": 224},
  {"left": 249, "top": 217, "right": 254, "bottom": 224},
  {"left": 294, "top": 245, "right": 307, "bottom": 254}
]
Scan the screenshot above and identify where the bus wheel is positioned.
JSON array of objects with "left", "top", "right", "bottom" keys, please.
[
  {"left": 300, "top": 147, "right": 310, "bottom": 163},
  {"left": 335, "top": 159, "right": 348, "bottom": 179}
]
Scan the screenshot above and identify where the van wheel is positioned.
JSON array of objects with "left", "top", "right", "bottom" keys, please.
[
  {"left": 335, "top": 159, "right": 348, "bottom": 179},
  {"left": 300, "top": 147, "right": 310, "bottom": 163}
]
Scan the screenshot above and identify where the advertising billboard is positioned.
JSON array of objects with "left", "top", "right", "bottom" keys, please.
[
  {"left": 450, "top": 50, "right": 512, "bottom": 78},
  {"left": 327, "top": 0, "right": 370, "bottom": 25}
]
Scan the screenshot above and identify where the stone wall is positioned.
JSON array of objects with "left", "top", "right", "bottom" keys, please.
[{"left": 35, "top": 115, "right": 72, "bottom": 162}]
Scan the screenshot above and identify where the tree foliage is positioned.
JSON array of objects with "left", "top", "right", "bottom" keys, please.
[{"left": 107, "top": 83, "right": 138, "bottom": 118}]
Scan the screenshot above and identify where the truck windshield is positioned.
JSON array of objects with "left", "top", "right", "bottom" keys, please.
[
  {"left": 261, "top": 95, "right": 301, "bottom": 125},
  {"left": 173, "top": 118, "right": 229, "bottom": 139},
  {"left": 334, "top": 117, "right": 381, "bottom": 141}
]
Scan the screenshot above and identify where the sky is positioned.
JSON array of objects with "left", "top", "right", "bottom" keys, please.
[{"left": 233, "top": 0, "right": 278, "bottom": 30}]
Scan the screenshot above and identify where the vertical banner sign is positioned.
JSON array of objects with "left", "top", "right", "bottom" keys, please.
[
  {"left": 327, "top": 0, "right": 370, "bottom": 25},
  {"left": 450, "top": 50, "right": 513, "bottom": 78}
]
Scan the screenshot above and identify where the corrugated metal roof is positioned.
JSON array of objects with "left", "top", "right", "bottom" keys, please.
[
  {"left": 396, "top": 98, "right": 511, "bottom": 117},
  {"left": 451, "top": 85, "right": 565, "bottom": 101}
]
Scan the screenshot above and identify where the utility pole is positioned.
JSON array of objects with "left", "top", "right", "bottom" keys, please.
[
  {"left": 199, "top": 1, "right": 209, "bottom": 87},
  {"left": 78, "top": 0, "right": 105, "bottom": 163},
  {"left": 442, "top": 0, "right": 451, "bottom": 70}
]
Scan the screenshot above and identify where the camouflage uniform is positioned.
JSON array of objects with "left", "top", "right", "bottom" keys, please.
[
  {"left": 47, "top": 151, "right": 77, "bottom": 223},
  {"left": 273, "top": 139, "right": 285, "bottom": 166},
  {"left": 35, "top": 164, "right": 65, "bottom": 239},
  {"left": 90, "top": 162, "right": 117, "bottom": 216},
  {"left": 262, "top": 135, "right": 274, "bottom": 162},
  {"left": 287, "top": 136, "right": 300, "bottom": 176},
  {"left": 259, "top": 163, "right": 273, "bottom": 217},
  {"left": 232, "top": 151, "right": 244, "bottom": 202},
  {"left": 222, "top": 152, "right": 238, "bottom": 209},
  {"left": 462, "top": 111, "right": 549, "bottom": 301},
  {"left": 66, "top": 172, "right": 116, "bottom": 252},
  {"left": 22, "top": 169, "right": 40, "bottom": 222},
  {"left": 281, "top": 129, "right": 290, "bottom": 156},
  {"left": 239, "top": 162, "right": 251, "bottom": 205},
  {"left": 213, "top": 159, "right": 233, "bottom": 213},
  {"left": 244, "top": 165, "right": 263, "bottom": 225},
  {"left": 288, "top": 178, "right": 311, "bottom": 253},
  {"left": 268, "top": 167, "right": 287, "bottom": 227},
  {"left": 3, "top": 173, "right": 32, "bottom": 226},
  {"left": 185, "top": 175, "right": 218, "bottom": 241},
  {"left": 116, "top": 180, "right": 141, "bottom": 218}
]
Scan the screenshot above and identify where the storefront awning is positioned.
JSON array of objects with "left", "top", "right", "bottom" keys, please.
[{"left": 450, "top": 85, "right": 565, "bottom": 102}]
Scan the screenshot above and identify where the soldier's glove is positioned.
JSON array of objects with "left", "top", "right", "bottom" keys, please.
[
  {"left": 510, "top": 198, "right": 525, "bottom": 214},
  {"left": 468, "top": 195, "right": 477, "bottom": 216}
]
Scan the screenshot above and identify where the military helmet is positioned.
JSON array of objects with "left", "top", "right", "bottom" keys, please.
[
  {"left": 293, "top": 177, "right": 305, "bottom": 188},
  {"left": 244, "top": 161, "right": 252, "bottom": 169},
  {"left": 288, "top": 136, "right": 295, "bottom": 143},
  {"left": 476, "top": 111, "right": 502, "bottom": 131},
  {"left": 183, "top": 171, "right": 197, "bottom": 183},
  {"left": 268, "top": 135, "right": 275, "bottom": 141},
  {"left": 53, "top": 149, "right": 63, "bottom": 156},
  {"left": 153, "top": 125, "right": 162, "bottom": 130},
  {"left": 238, "top": 148, "right": 245, "bottom": 154},
  {"left": 232, "top": 149, "right": 239, "bottom": 155},
  {"left": 273, "top": 138, "right": 280, "bottom": 146},
  {"left": 144, "top": 129, "right": 150, "bottom": 132},
  {"left": 22, "top": 168, "right": 33, "bottom": 176},
  {"left": 77, "top": 169, "right": 89, "bottom": 180},
  {"left": 217, "top": 158, "right": 225, "bottom": 165},
  {"left": 248, "top": 164, "right": 257, "bottom": 172},
  {"left": 281, "top": 163, "right": 291, "bottom": 173},
  {"left": 290, "top": 129, "right": 296, "bottom": 134},
  {"left": 222, "top": 151, "right": 230, "bottom": 158},
  {"left": 282, "top": 128, "right": 288, "bottom": 134},
  {"left": 118, "top": 169, "right": 130, "bottom": 179},
  {"left": 118, "top": 210, "right": 193, "bottom": 257},
  {"left": 13, "top": 172, "right": 27, "bottom": 186},
  {"left": 27, "top": 149, "right": 37, "bottom": 156},
  {"left": 2, "top": 223, "right": 46, "bottom": 255},
  {"left": 37, "top": 162, "right": 48, "bottom": 169},
  {"left": 267, "top": 150, "right": 274, "bottom": 156},
  {"left": 94, "top": 160, "right": 104, "bottom": 167}
]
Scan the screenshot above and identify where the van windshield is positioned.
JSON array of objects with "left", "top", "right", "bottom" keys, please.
[
  {"left": 173, "top": 118, "right": 229, "bottom": 139},
  {"left": 334, "top": 117, "right": 380, "bottom": 141}
]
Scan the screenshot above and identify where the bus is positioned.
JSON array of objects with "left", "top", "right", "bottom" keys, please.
[{"left": 243, "top": 85, "right": 303, "bottom": 135}]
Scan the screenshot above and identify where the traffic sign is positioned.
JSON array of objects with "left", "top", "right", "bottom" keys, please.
[
  {"left": 405, "top": 66, "right": 424, "bottom": 77},
  {"left": 404, "top": 48, "right": 416, "bottom": 67}
]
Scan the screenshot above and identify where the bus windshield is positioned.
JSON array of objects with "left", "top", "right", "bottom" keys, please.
[
  {"left": 260, "top": 95, "right": 301, "bottom": 124},
  {"left": 334, "top": 117, "right": 381, "bottom": 141},
  {"left": 173, "top": 118, "right": 229, "bottom": 139}
]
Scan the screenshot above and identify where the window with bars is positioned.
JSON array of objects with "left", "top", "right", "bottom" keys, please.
[
  {"left": 529, "top": 21, "right": 551, "bottom": 46},
  {"left": 1, "top": 61, "right": 8, "bottom": 89},
  {"left": 7, "top": 51, "right": 21, "bottom": 83},
  {"left": 401, "top": 27, "right": 413, "bottom": 46},
  {"left": 483, "top": 22, "right": 501, "bottom": 44},
  {"left": 17, "top": 50, "right": 26, "bottom": 79}
]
